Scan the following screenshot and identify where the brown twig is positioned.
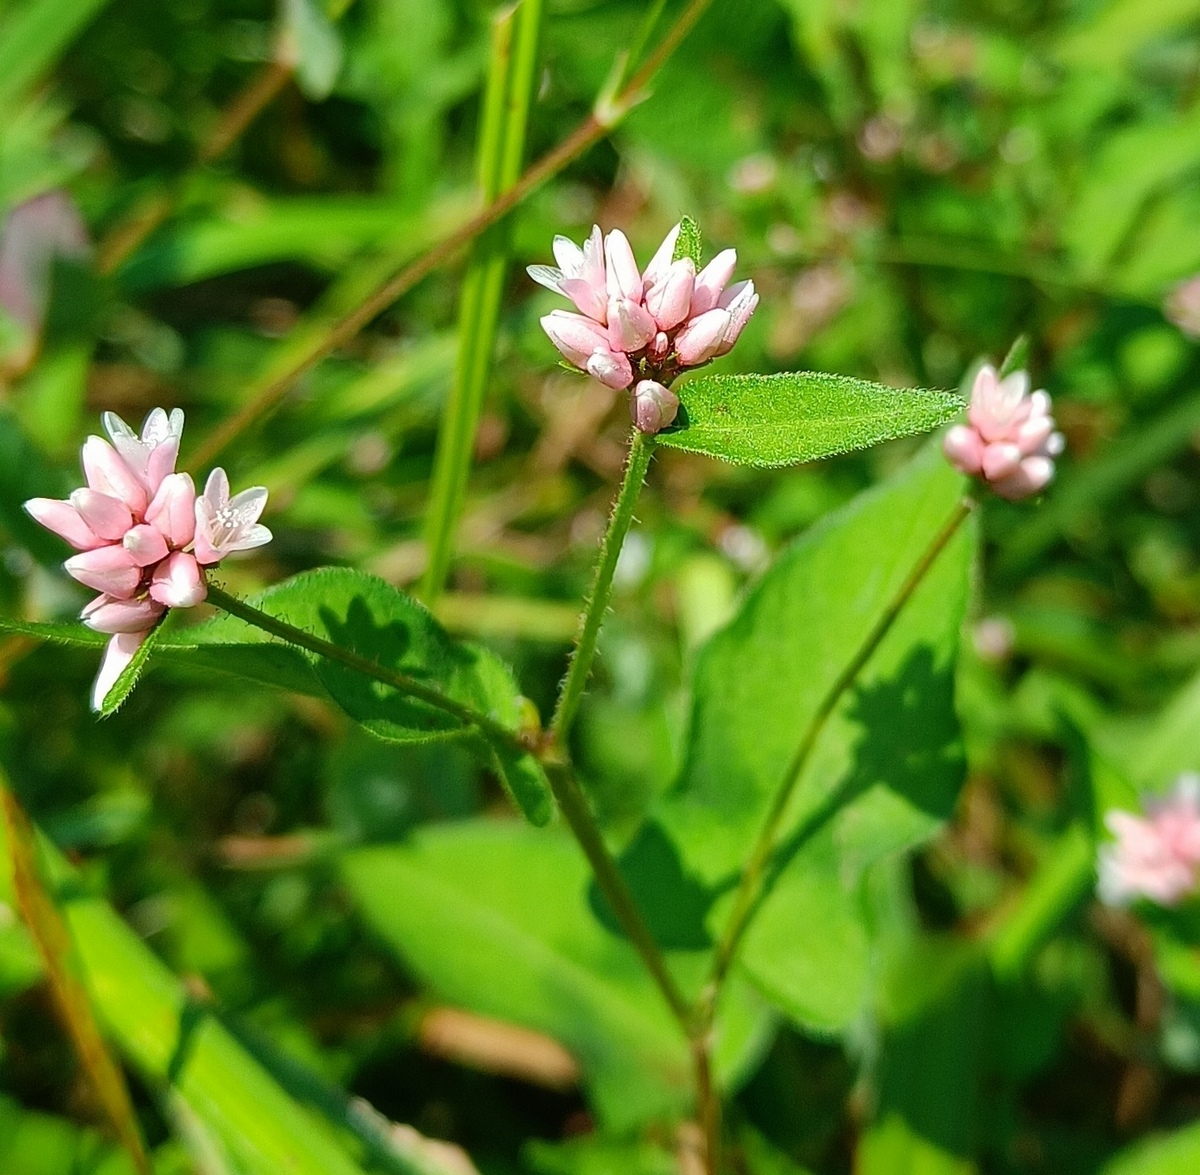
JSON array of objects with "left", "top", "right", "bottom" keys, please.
[{"left": 187, "top": 0, "right": 716, "bottom": 469}]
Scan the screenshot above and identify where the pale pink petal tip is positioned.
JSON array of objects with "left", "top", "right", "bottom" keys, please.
[
  {"left": 91, "top": 631, "right": 148, "bottom": 712},
  {"left": 631, "top": 380, "right": 680, "bottom": 435},
  {"left": 150, "top": 552, "right": 207, "bottom": 608}
]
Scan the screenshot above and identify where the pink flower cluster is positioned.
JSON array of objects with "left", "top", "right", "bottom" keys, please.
[
  {"left": 529, "top": 224, "right": 758, "bottom": 434},
  {"left": 1098, "top": 776, "right": 1200, "bottom": 907},
  {"left": 943, "top": 364, "right": 1064, "bottom": 500},
  {"left": 24, "top": 409, "right": 271, "bottom": 709}
]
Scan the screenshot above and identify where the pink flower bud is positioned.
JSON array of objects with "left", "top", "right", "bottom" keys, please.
[
  {"left": 649, "top": 331, "right": 670, "bottom": 362},
  {"left": 123, "top": 523, "right": 169, "bottom": 568},
  {"left": 103, "top": 408, "right": 184, "bottom": 496},
  {"left": 641, "top": 223, "right": 681, "bottom": 289},
  {"left": 631, "top": 379, "right": 680, "bottom": 435},
  {"left": 981, "top": 442, "right": 1022, "bottom": 482},
  {"left": 81, "top": 593, "right": 165, "bottom": 635},
  {"left": 585, "top": 348, "right": 634, "bottom": 390},
  {"left": 149, "top": 551, "right": 207, "bottom": 608},
  {"left": 90, "top": 630, "right": 148, "bottom": 712},
  {"left": 942, "top": 425, "right": 983, "bottom": 476},
  {"left": 557, "top": 277, "right": 607, "bottom": 323},
  {"left": 540, "top": 311, "right": 611, "bottom": 368},
  {"left": 145, "top": 472, "right": 197, "bottom": 549},
  {"left": 712, "top": 280, "right": 758, "bottom": 356},
  {"left": 644, "top": 258, "right": 696, "bottom": 331},
  {"left": 64, "top": 545, "right": 142, "bottom": 598},
  {"left": 606, "top": 295, "right": 657, "bottom": 353},
  {"left": 992, "top": 456, "right": 1055, "bottom": 501},
  {"left": 23, "top": 498, "right": 100, "bottom": 550},
  {"left": 690, "top": 249, "right": 738, "bottom": 315},
  {"left": 674, "top": 308, "right": 731, "bottom": 367},
  {"left": 81, "top": 436, "right": 147, "bottom": 515},
  {"left": 604, "top": 229, "right": 643, "bottom": 303},
  {"left": 528, "top": 227, "right": 609, "bottom": 323},
  {"left": 69, "top": 488, "right": 134, "bottom": 542}
]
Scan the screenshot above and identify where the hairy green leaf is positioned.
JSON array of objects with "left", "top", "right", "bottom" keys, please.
[
  {"left": 672, "top": 215, "right": 703, "bottom": 267},
  {"left": 657, "top": 372, "right": 962, "bottom": 467}
]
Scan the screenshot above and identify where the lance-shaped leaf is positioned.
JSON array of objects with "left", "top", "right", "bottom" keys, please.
[{"left": 657, "top": 371, "right": 962, "bottom": 467}]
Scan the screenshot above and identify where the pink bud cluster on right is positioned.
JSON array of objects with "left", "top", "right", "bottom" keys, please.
[
  {"left": 1098, "top": 776, "right": 1200, "bottom": 908},
  {"left": 528, "top": 223, "right": 758, "bottom": 434},
  {"left": 943, "top": 364, "right": 1064, "bottom": 500},
  {"left": 24, "top": 409, "right": 271, "bottom": 710}
]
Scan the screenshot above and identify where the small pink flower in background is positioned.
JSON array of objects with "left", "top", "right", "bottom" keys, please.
[
  {"left": 943, "top": 364, "right": 1064, "bottom": 500},
  {"left": 24, "top": 409, "right": 271, "bottom": 710},
  {"left": 0, "top": 192, "right": 90, "bottom": 372},
  {"left": 528, "top": 223, "right": 758, "bottom": 435},
  {"left": 1165, "top": 275, "right": 1200, "bottom": 339},
  {"left": 1098, "top": 776, "right": 1200, "bottom": 907}
]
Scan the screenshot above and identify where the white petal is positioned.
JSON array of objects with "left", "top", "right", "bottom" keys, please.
[
  {"left": 526, "top": 264, "right": 565, "bottom": 293},
  {"left": 229, "top": 523, "right": 273, "bottom": 553},
  {"left": 552, "top": 235, "right": 585, "bottom": 276},
  {"left": 203, "top": 467, "right": 231, "bottom": 509},
  {"left": 228, "top": 485, "right": 268, "bottom": 526},
  {"left": 102, "top": 411, "right": 137, "bottom": 445}
]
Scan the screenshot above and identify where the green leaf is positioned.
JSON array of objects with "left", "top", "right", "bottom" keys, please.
[
  {"left": 341, "top": 820, "right": 772, "bottom": 1131},
  {"left": 1101, "top": 1121, "right": 1200, "bottom": 1175},
  {"left": 0, "top": 616, "right": 107, "bottom": 648},
  {"left": 280, "top": 0, "right": 344, "bottom": 100},
  {"left": 642, "top": 447, "right": 973, "bottom": 1031},
  {"left": 0, "top": 0, "right": 113, "bottom": 110},
  {"left": 672, "top": 215, "right": 703, "bottom": 267},
  {"left": 524, "top": 1136, "right": 676, "bottom": 1175},
  {"left": 656, "top": 372, "right": 962, "bottom": 468},
  {"left": 178, "top": 570, "right": 551, "bottom": 823}
]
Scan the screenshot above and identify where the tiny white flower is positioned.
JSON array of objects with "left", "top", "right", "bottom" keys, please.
[{"left": 193, "top": 468, "right": 272, "bottom": 566}]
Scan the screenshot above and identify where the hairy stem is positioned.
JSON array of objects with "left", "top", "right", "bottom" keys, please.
[
  {"left": 551, "top": 430, "right": 654, "bottom": 743},
  {"left": 707, "top": 497, "right": 976, "bottom": 996},
  {"left": 544, "top": 761, "right": 693, "bottom": 1033},
  {"left": 204, "top": 584, "right": 527, "bottom": 755},
  {"left": 187, "top": 0, "right": 715, "bottom": 467}
]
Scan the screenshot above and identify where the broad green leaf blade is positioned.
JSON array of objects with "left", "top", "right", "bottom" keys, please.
[
  {"left": 0, "top": 616, "right": 107, "bottom": 648},
  {"left": 341, "top": 821, "right": 771, "bottom": 1131},
  {"left": 645, "top": 447, "right": 973, "bottom": 1031},
  {"left": 656, "top": 372, "right": 962, "bottom": 468}
]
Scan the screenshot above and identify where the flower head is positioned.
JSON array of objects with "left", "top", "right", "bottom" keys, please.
[
  {"left": 1098, "top": 776, "right": 1200, "bottom": 907},
  {"left": 943, "top": 364, "right": 1064, "bottom": 500},
  {"left": 528, "top": 222, "right": 757, "bottom": 434},
  {"left": 24, "top": 409, "right": 272, "bottom": 710}
]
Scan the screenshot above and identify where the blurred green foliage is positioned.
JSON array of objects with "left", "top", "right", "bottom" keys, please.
[{"left": 6, "top": 0, "right": 1200, "bottom": 1172}]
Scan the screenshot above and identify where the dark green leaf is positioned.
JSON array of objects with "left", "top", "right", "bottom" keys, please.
[
  {"left": 657, "top": 372, "right": 962, "bottom": 468},
  {"left": 673, "top": 215, "right": 703, "bottom": 267}
]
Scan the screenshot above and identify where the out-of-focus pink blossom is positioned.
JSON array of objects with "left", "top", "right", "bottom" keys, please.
[
  {"left": 630, "top": 380, "right": 680, "bottom": 435},
  {"left": 0, "top": 192, "right": 90, "bottom": 371},
  {"left": 23, "top": 408, "right": 272, "bottom": 710},
  {"left": 943, "top": 364, "right": 1064, "bottom": 500},
  {"left": 528, "top": 222, "right": 757, "bottom": 433},
  {"left": 1166, "top": 275, "right": 1200, "bottom": 339},
  {"left": 1098, "top": 776, "right": 1200, "bottom": 907}
]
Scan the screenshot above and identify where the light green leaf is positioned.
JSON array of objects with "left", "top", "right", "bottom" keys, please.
[
  {"left": 1101, "top": 1121, "right": 1200, "bottom": 1175},
  {"left": 280, "top": 0, "right": 345, "bottom": 101},
  {"left": 0, "top": 0, "right": 114, "bottom": 110},
  {"left": 656, "top": 372, "right": 962, "bottom": 468},
  {"left": 672, "top": 215, "right": 703, "bottom": 267},
  {"left": 639, "top": 447, "right": 972, "bottom": 1031},
  {"left": 341, "top": 821, "right": 772, "bottom": 1131},
  {"left": 524, "top": 1136, "right": 676, "bottom": 1175},
  {"left": 96, "top": 624, "right": 162, "bottom": 718}
]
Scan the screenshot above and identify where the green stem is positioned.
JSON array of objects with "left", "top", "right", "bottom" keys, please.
[
  {"left": 707, "top": 496, "right": 976, "bottom": 997},
  {"left": 544, "top": 760, "right": 694, "bottom": 1034},
  {"left": 204, "top": 584, "right": 527, "bottom": 757},
  {"left": 551, "top": 430, "right": 655, "bottom": 744}
]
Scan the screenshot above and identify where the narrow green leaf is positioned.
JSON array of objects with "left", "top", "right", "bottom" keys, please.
[
  {"left": 0, "top": 780, "right": 151, "bottom": 1175},
  {"left": 672, "top": 215, "right": 703, "bottom": 267},
  {"left": 421, "top": 0, "right": 544, "bottom": 602},
  {"left": 657, "top": 372, "right": 962, "bottom": 468},
  {"left": 998, "top": 335, "right": 1030, "bottom": 378},
  {"left": 96, "top": 623, "right": 162, "bottom": 718},
  {"left": 0, "top": 616, "right": 107, "bottom": 648},
  {"left": 0, "top": 0, "right": 114, "bottom": 110}
]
